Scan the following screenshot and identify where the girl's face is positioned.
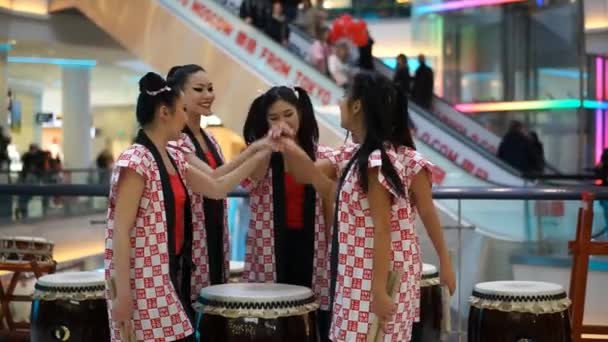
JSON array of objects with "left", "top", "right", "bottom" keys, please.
[
  {"left": 267, "top": 99, "right": 300, "bottom": 137},
  {"left": 183, "top": 71, "right": 215, "bottom": 117},
  {"left": 338, "top": 95, "right": 363, "bottom": 143},
  {"left": 162, "top": 94, "right": 188, "bottom": 141}
]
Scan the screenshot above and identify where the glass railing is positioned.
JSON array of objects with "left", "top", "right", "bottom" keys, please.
[{"left": 1, "top": 184, "right": 608, "bottom": 335}]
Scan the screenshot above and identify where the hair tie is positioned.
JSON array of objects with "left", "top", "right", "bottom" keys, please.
[
  {"left": 292, "top": 86, "right": 299, "bottom": 99},
  {"left": 145, "top": 86, "right": 171, "bottom": 96}
]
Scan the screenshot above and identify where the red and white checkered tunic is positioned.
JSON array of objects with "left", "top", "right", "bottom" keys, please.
[
  {"left": 174, "top": 132, "right": 231, "bottom": 301},
  {"left": 241, "top": 145, "right": 334, "bottom": 311},
  {"left": 322, "top": 143, "right": 434, "bottom": 342},
  {"left": 104, "top": 144, "right": 194, "bottom": 342}
]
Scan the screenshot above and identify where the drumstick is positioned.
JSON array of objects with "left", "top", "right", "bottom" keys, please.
[
  {"left": 367, "top": 270, "right": 403, "bottom": 342},
  {"left": 106, "top": 276, "right": 136, "bottom": 342}
]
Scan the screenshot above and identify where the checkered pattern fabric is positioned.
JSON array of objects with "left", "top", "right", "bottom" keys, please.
[
  {"left": 321, "top": 144, "right": 434, "bottom": 342},
  {"left": 241, "top": 145, "right": 334, "bottom": 310},
  {"left": 176, "top": 132, "right": 231, "bottom": 302},
  {"left": 105, "top": 144, "right": 194, "bottom": 342}
]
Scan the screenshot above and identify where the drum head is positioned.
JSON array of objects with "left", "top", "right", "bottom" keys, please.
[
  {"left": 422, "top": 263, "right": 438, "bottom": 276},
  {"left": 200, "top": 283, "right": 313, "bottom": 303},
  {"left": 197, "top": 283, "right": 319, "bottom": 319},
  {"left": 5, "top": 236, "right": 51, "bottom": 244},
  {"left": 38, "top": 271, "right": 104, "bottom": 288},
  {"left": 34, "top": 271, "right": 106, "bottom": 300},
  {"left": 470, "top": 281, "right": 570, "bottom": 314},
  {"left": 474, "top": 281, "right": 564, "bottom": 297}
]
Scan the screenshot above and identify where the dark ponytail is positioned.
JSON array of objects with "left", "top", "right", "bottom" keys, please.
[
  {"left": 294, "top": 86, "right": 319, "bottom": 160},
  {"left": 136, "top": 72, "right": 181, "bottom": 127},
  {"left": 349, "top": 71, "right": 413, "bottom": 197}
]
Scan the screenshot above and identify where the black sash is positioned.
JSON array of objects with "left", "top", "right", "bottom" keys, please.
[
  {"left": 134, "top": 130, "right": 194, "bottom": 319},
  {"left": 328, "top": 150, "right": 360, "bottom": 318},
  {"left": 269, "top": 153, "right": 316, "bottom": 284},
  {"left": 182, "top": 126, "right": 226, "bottom": 284}
]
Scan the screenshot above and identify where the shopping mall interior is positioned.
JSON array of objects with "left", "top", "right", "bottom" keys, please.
[{"left": 1, "top": 0, "right": 608, "bottom": 341}]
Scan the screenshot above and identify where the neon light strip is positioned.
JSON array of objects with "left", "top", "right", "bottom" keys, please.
[
  {"left": 597, "top": 110, "right": 604, "bottom": 163},
  {"left": 0, "top": 44, "right": 11, "bottom": 52},
  {"left": 454, "top": 99, "right": 608, "bottom": 112},
  {"left": 597, "top": 57, "right": 604, "bottom": 100},
  {"left": 605, "top": 59, "right": 608, "bottom": 100},
  {"left": 413, "top": 0, "right": 526, "bottom": 15},
  {"left": 605, "top": 110, "right": 608, "bottom": 157},
  {"left": 7, "top": 57, "right": 97, "bottom": 67}
]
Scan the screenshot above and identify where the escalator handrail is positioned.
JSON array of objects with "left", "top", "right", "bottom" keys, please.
[{"left": 3, "top": 183, "right": 608, "bottom": 200}]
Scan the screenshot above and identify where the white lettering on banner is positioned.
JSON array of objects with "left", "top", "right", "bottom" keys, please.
[
  {"left": 418, "top": 131, "right": 489, "bottom": 180},
  {"left": 175, "top": 0, "right": 336, "bottom": 106}
]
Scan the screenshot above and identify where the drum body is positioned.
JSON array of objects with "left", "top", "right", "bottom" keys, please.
[
  {"left": 196, "top": 283, "right": 319, "bottom": 342},
  {"left": 468, "top": 281, "right": 571, "bottom": 342},
  {"left": 0, "top": 236, "right": 54, "bottom": 264},
  {"left": 412, "top": 264, "right": 442, "bottom": 342},
  {"left": 30, "top": 271, "right": 110, "bottom": 342}
]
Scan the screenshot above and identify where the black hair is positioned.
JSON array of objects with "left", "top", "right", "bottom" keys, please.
[
  {"left": 136, "top": 72, "right": 182, "bottom": 127},
  {"left": 166, "top": 64, "right": 206, "bottom": 92},
  {"left": 348, "top": 70, "right": 415, "bottom": 197},
  {"left": 243, "top": 86, "right": 319, "bottom": 159}
]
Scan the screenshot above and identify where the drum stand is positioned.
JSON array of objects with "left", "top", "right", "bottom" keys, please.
[
  {"left": 568, "top": 192, "right": 608, "bottom": 342},
  {"left": 0, "top": 260, "right": 56, "bottom": 341}
]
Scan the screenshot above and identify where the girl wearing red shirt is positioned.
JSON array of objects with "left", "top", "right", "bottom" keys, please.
[{"left": 241, "top": 86, "right": 334, "bottom": 341}]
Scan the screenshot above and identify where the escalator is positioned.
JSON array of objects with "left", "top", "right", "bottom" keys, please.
[{"left": 47, "top": 0, "right": 596, "bottom": 242}]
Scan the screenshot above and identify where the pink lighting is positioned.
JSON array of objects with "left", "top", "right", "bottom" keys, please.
[
  {"left": 413, "top": 0, "right": 527, "bottom": 15},
  {"left": 597, "top": 57, "right": 603, "bottom": 101}
]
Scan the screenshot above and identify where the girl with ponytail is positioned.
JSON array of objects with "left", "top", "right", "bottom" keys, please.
[
  {"left": 241, "top": 86, "right": 334, "bottom": 341},
  {"left": 281, "top": 71, "right": 456, "bottom": 341}
]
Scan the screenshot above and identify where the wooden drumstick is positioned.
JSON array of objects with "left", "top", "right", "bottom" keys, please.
[
  {"left": 367, "top": 270, "right": 403, "bottom": 342},
  {"left": 106, "top": 277, "right": 136, "bottom": 342}
]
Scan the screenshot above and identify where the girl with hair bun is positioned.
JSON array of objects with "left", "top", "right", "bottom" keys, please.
[
  {"left": 104, "top": 72, "right": 279, "bottom": 342},
  {"left": 240, "top": 86, "right": 334, "bottom": 341},
  {"left": 281, "top": 71, "right": 456, "bottom": 341}
]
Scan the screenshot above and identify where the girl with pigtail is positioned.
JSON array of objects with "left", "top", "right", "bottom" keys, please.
[
  {"left": 281, "top": 71, "right": 456, "bottom": 341},
  {"left": 241, "top": 86, "right": 334, "bottom": 341}
]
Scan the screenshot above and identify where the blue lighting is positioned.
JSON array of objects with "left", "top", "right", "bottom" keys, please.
[
  {"left": 0, "top": 44, "right": 12, "bottom": 52},
  {"left": 539, "top": 68, "right": 587, "bottom": 79},
  {"left": 584, "top": 100, "right": 608, "bottom": 110},
  {"left": 7, "top": 56, "right": 96, "bottom": 67},
  {"left": 381, "top": 57, "right": 432, "bottom": 72}
]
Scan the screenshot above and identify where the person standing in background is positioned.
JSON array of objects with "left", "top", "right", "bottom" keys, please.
[
  {"left": 295, "top": 0, "right": 326, "bottom": 37},
  {"left": 497, "top": 120, "right": 535, "bottom": 174},
  {"left": 412, "top": 54, "right": 434, "bottom": 109},
  {"left": 240, "top": 0, "right": 272, "bottom": 31},
  {"left": 308, "top": 26, "right": 331, "bottom": 75},
  {"left": 0, "top": 126, "right": 10, "bottom": 171},
  {"left": 281, "top": 0, "right": 301, "bottom": 22},
  {"left": 529, "top": 131, "right": 545, "bottom": 175},
  {"left": 328, "top": 41, "right": 352, "bottom": 88},
  {"left": 358, "top": 31, "right": 374, "bottom": 70},
  {"left": 266, "top": 2, "right": 290, "bottom": 46},
  {"left": 393, "top": 54, "right": 411, "bottom": 97}
]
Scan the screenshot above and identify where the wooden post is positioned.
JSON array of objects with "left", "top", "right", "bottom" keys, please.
[{"left": 569, "top": 192, "right": 608, "bottom": 341}]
